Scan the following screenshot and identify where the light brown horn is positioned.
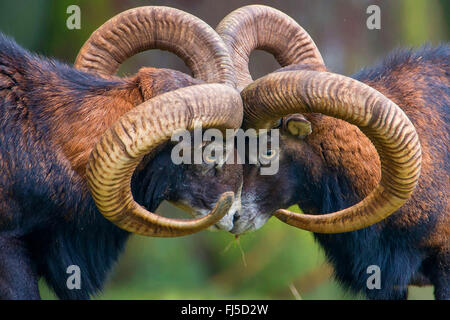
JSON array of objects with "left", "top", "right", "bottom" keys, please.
[
  {"left": 87, "top": 84, "right": 243, "bottom": 237},
  {"left": 216, "top": 4, "right": 325, "bottom": 90},
  {"left": 75, "top": 6, "right": 235, "bottom": 87},
  {"left": 241, "top": 70, "right": 422, "bottom": 233}
]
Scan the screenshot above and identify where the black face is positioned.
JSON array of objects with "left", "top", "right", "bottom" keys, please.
[
  {"left": 131, "top": 138, "right": 243, "bottom": 232},
  {"left": 129, "top": 68, "right": 245, "bottom": 231},
  {"left": 235, "top": 134, "right": 301, "bottom": 234},
  {"left": 236, "top": 115, "right": 321, "bottom": 235}
]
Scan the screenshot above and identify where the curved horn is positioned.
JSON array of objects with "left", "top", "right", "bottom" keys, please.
[
  {"left": 87, "top": 84, "right": 243, "bottom": 237},
  {"left": 241, "top": 70, "right": 422, "bottom": 233},
  {"left": 75, "top": 6, "right": 235, "bottom": 87},
  {"left": 217, "top": 5, "right": 324, "bottom": 90}
]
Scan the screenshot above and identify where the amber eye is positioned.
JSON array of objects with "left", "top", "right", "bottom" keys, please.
[
  {"left": 260, "top": 149, "right": 277, "bottom": 161},
  {"left": 204, "top": 148, "right": 223, "bottom": 165},
  {"left": 205, "top": 153, "right": 217, "bottom": 164},
  {"left": 273, "top": 119, "right": 282, "bottom": 128}
]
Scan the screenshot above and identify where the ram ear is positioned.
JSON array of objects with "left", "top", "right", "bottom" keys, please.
[{"left": 283, "top": 114, "right": 312, "bottom": 139}]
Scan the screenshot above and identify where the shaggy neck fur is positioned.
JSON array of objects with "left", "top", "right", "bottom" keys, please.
[
  {"left": 0, "top": 34, "right": 188, "bottom": 299},
  {"left": 290, "top": 45, "right": 449, "bottom": 299}
]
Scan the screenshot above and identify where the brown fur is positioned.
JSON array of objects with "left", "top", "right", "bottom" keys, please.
[
  {"left": 0, "top": 64, "right": 201, "bottom": 177},
  {"left": 0, "top": 34, "right": 242, "bottom": 299},
  {"left": 281, "top": 54, "right": 449, "bottom": 249},
  {"left": 242, "top": 46, "right": 449, "bottom": 299}
]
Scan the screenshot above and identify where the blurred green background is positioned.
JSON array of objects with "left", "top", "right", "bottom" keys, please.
[{"left": 0, "top": 0, "right": 447, "bottom": 300}]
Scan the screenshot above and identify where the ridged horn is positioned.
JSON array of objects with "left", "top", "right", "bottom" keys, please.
[
  {"left": 241, "top": 70, "right": 422, "bottom": 233},
  {"left": 87, "top": 84, "right": 243, "bottom": 237},
  {"left": 75, "top": 6, "right": 235, "bottom": 86},
  {"left": 217, "top": 5, "right": 324, "bottom": 90}
]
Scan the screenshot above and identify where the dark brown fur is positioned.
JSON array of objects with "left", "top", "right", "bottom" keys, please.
[
  {"left": 242, "top": 45, "right": 449, "bottom": 299},
  {"left": 0, "top": 34, "right": 240, "bottom": 300}
]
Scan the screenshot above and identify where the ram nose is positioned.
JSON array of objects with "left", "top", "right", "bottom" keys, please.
[
  {"left": 210, "top": 195, "right": 242, "bottom": 232},
  {"left": 229, "top": 208, "right": 273, "bottom": 235}
]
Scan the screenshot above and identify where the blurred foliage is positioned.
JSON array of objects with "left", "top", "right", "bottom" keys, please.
[{"left": 0, "top": 0, "right": 446, "bottom": 300}]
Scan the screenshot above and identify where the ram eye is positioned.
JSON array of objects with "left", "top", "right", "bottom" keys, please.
[
  {"left": 273, "top": 119, "right": 282, "bottom": 128},
  {"left": 260, "top": 149, "right": 277, "bottom": 161},
  {"left": 204, "top": 153, "right": 217, "bottom": 164},
  {"left": 204, "top": 149, "right": 223, "bottom": 165}
]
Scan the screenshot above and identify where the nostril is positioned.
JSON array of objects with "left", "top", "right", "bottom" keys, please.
[{"left": 233, "top": 213, "right": 241, "bottom": 223}]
